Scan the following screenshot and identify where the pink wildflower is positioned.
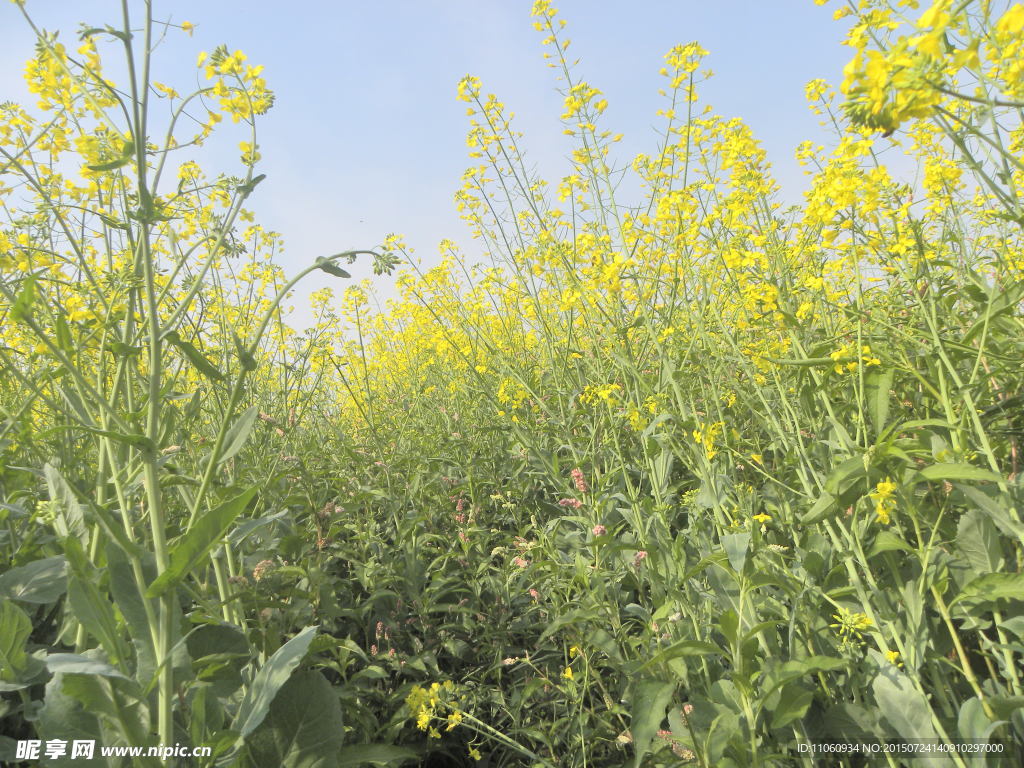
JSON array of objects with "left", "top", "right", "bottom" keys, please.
[
  {"left": 558, "top": 498, "right": 583, "bottom": 509},
  {"left": 632, "top": 550, "right": 648, "bottom": 567},
  {"left": 570, "top": 468, "right": 588, "bottom": 493},
  {"left": 529, "top": 588, "right": 540, "bottom": 600},
  {"left": 592, "top": 524, "right": 607, "bottom": 536},
  {"left": 512, "top": 556, "right": 529, "bottom": 568}
]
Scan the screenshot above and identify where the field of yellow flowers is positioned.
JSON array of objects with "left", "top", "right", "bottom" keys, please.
[{"left": 2, "top": 1, "right": 1024, "bottom": 766}]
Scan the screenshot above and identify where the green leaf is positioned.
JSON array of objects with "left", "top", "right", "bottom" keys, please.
[
  {"left": 335, "top": 745, "right": 419, "bottom": 767},
  {"left": 45, "top": 654, "right": 129, "bottom": 680},
  {"left": 66, "top": 572, "right": 127, "bottom": 666},
  {"left": 722, "top": 532, "right": 750, "bottom": 574},
  {"left": 246, "top": 670, "right": 343, "bottom": 768},
  {"left": 537, "top": 606, "right": 602, "bottom": 644},
  {"left": 865, "top": 366, "right": 894, "bottom": 436},
  {"left": 763, "top": 656, "right": 846, "bottom": 698},
  {"left": 801, "top": 491, "right": 837, "bottom": 525},
  {"left": 915, "top": 463, "right": 1003, "bottom": 484},
  {"left": 953, "top": 573, "right": 1024, "bottom": 608},
  {"left": 0, "top": 600, "right": 33, "bottom": 686},
  {"left": 232, "top": 626, "right": 318, "bottom": 743},
  {"left": 629, "top": 679, "right": 674, "bottom": 768},
  {"left": 867, "top": 530, "right": 913, "bottom": 558},
  {"left": 105, "top": 341, "right": 142, "bottom": 357},
  {"left": 10, "top": 274, "right": 37, "bottom": 323},
  {"left": 315, "top": 257, "right": 352, "bottom": 279},
  {"left": 106, "top": 544, "right": 155, "bottom": 686},
  {"left": 145, "top": 486, "right": 258, "bottom": 598},
  {"left": 217, "top": 406, "right": 260, "bottom": 464},
  {"left": 164, "top": 330, "right": 224, "bottom": 381},
  {"left": 85, "top": 139, "right": 135, "bottom": 172},
  {"left": 637, "top": 639, "right": 722, "bottom": 671},
  {"left": 44, "top": 463, "right": 89, "bottom": 547},
  {"left": 236, "top": 173, "right": 267, "bottom": 197},
  {"left": 0, "top": 556, "right": 67, "bottom": 603},
  {"left": 956, "top": 509, "right": 1003, "bottom": 575},
  {"left": 35, "top": 672, "right": 105, "bottom": 767},
  {"left": 824, "top": 456, "right": 868, "bottom": 496},
  {"left": 872, "top": 654, "right": 939, "bottom": 742},
  {"left": 763, "top": 356, "right": 834, "bottom": 367},
  {"left": 770, "top": 683, "right": 814, "bottom": 730}
]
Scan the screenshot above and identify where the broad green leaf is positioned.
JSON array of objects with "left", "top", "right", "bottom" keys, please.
[
  {"left": 537, "top": 606, "right": 602, "bottom": 644},
  {"left": 722, "top": 532, "right": 750, "bottom": 574},
  {"left": 958, "top": 697, "right": 1002, "bottom": 742},
  {"left": 106, "top": 544, "right": 156, "bottom": 686},
  {"left": 629, "top": 679, "right": 674, "bottom": 768},
  {"left": 915, "top": 463, "right": 1003, "bottom": 484},
  {"left": 868, "top": 530, "right": 913, "bottom": 558},
  {"left": 770, "top": 682, "right": 814, "bottom": 729},
  {"left": 336, "top": 745, "right": 419, "bottom": 767},
  {"left": 953, "top": 573, "right": 1024, "bottom": 608},
  {"left": 824, "top": 456, "right": 867, "bottom": 496},
  {"left": 246, "top": 670, "right": 343, "bottom": 768},
  {"left": 67, "top": 572, "right": 127, "bottom": 666},
  {"left": 872, "top": 656, "right": 939, "bottom": 743},
  {"left": 956, "top": 509, "right": 1003, "bottom": 575},
  {"left": 217, "top": 406, "right": 260, "bottom": 464},
  {"left": 232, "top": 625, "right": 318, "bottom": 741},
  {"left": 637, "top": 639, "right": 722, "bottom": 671},
  {"left": 0, "top": 600, "right": 33, "bottom": 686},
  {"left": 45, "top": 654, "right": 129, "bottom": 680},
  {"left": 718, "top": 609, "right": 740, "bottom": 647},
  {"left": 61, "top": 672, "right": 150, "bottom": 746},
  {"left": 763, "top": 656, "right": 846, "bottom": 698},
  {"left": 961, "top": 486, "right": 1024, "bottom": 539},
  {"left": 865, "top": 366, "right": 894, "bottom": 436},
  {"left": 44, "top": 463, "right": 89, "bottom": 547},
  {"left": 146, "top": 486, "right": 258, "bottom": 598},
  {"left": 0, "top": 555, "right": 67, "bottom": 603},
  {"left": 801, "top": 491, "right": 837, "bottom": 524},
  {"left": 36, "top": 672, "right": 105, "bottom": 768}
]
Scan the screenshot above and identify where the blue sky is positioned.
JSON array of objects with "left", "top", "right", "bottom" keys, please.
[{"left": 1, "top": 1, "right": 857, "bottom": 325}]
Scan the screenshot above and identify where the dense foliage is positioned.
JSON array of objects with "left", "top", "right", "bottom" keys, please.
[{"left": 1, "top": 1, "right": 1023, "bottom": 766}]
